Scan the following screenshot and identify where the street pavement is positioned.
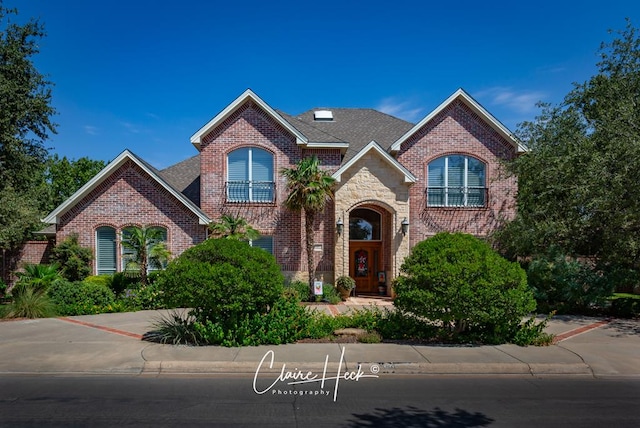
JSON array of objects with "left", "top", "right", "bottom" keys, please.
[{"left": 0, "top": 298, "right": 638, "bottom": 378}]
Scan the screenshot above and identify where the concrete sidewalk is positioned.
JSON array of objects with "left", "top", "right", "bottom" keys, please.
[{"left": 0, "top": 303, "right": 638, "bottom": 378}]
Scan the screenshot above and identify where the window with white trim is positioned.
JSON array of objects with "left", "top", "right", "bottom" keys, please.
[
  {"left": 427, "top": 155, "right": 486, "bottom": 207},
  {"left": 227, "top": 147, "right": 274, "bottom": 203}
]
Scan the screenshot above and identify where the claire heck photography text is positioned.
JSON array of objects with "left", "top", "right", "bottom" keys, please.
[{"left": 252, "top": 347, "right": 379, "bottom": 402}]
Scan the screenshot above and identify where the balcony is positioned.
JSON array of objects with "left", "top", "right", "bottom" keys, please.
[
  {"left": 426, "top": 187, "right": 487, "bottom": 207},
  {"left": 226, "top": 181, "right": 275, "bottom": 203}
]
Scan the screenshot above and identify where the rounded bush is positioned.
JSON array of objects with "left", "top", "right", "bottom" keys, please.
[
  {"left": 156, "top": 239, "right": 284, "bottom": 327},
  {"left": 394, "top": 232, "right": 535, "bottom": 342},
  {"left": 48, "top": 279, "right": 115, "bottom": 315}
]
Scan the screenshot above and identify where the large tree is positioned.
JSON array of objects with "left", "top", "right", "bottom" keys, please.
[
  {"left": 43, "top": 154, "right": 106, "bottom": 212},
  {"left": 281, "top": 155, "right": 335, "bottom": 297},
  {"left": 0, "top": 3, "right": 56, "bottom": 252},
  {"left": 497, "top": 20, "right": 640, "bottom": 270}
]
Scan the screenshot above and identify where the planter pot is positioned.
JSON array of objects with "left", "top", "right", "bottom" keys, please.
[
  {"left": 378, "top": 285, "right": 387, "bottom": 296},
  {"left": 338, "top": 288, "right": 352, "bottom": 300}
]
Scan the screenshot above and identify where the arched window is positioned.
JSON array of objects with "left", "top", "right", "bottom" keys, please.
[
  {"left": 349, "top": 209, "right": 381, "bottom": 240},
  {"left": 96, "top": 226, "right": 116, "bottom": 275},
  {"left": 227, "top": 147, "right": 274, "bottom": 203},
  {"left": 427, "top": 155, "right": 486, "bottom": 207}
]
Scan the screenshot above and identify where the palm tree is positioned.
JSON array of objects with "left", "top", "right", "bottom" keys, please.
[
  {"left": 121, "top": 226, "right": 170, "bottom": 285},
  {"left": 15, "top": 263, "right": 61, "bottom": 293},
  {"left": 208, "top": 215, "right": 260, "bottom": 240},
  {"left": 281, "top": 155, "right": 336, "bottom": 297}
]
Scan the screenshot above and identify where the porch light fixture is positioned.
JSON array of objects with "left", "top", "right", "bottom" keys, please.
[
  {"left": 401, "top": 217, "right": 409, "bottom": 236},
  {"left": 336, "top": 218, "right": 344, "bottom": 236}
]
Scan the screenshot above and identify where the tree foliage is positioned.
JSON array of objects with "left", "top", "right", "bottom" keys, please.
[
  {"left": 43, "top": 155, "right": 106, "bottom": 212},
  {"left": 121, "top": 226, "right": 170, "bottom": 286},
  {"left": 0, "top": 4, "right": 56, "bottom": 251},
  {"left": 208, "top": 214, "right": 260, "bottom": 240},
  {"left": 281, "top": 155, "right": 335, "bottom": 294},
  {"left": 496, "top": 20, "right": 640, "bottom": 271}
]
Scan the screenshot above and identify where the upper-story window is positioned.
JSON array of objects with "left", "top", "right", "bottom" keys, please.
[
  {"left": 427, "top": 155, "right": 486, "bottom": 207},
  {"left": 227, "top": 147, "right": 274, "bottom": 203}
]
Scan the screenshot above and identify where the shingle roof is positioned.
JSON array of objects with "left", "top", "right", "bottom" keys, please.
[
  {"left": 162, "top": 107, "right": 413, "bottom": 205},
  {"left": 280, "top": 108, "right": 414, "bottom": 163},
  {"left": 158, "top": 154, "right": 201, "bottom": 206}
]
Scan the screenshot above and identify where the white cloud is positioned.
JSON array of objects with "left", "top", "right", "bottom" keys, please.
[
  {"left": 84, "top": 125, "right": 98, "bottom": 135},
  {"left": 376, "top": 98, "right": 425, "bottom": 122},
  {"left": 475, "top": 87, "right": 546, "bottom": 115},
  {"left": 120, "top": 121, "right": 142, "bottom": 134}
]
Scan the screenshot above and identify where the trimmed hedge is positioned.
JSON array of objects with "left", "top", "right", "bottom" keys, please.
[
  {"left": 48, "top": 279, "right": 115, "bottom": 315},
  {"left": 394, "top": 232, "right": 535, "bottom": 343},
  {"left": 156, "top": 238, "right": 283, "bottom": 327}
]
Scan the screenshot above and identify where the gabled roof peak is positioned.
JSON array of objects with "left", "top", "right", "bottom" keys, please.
[
  {"left": 189, "top": 89, "right": 308, "bottom": 150},
  {"left": 390, "top": 88, "right": 526, "bottom": 153}
]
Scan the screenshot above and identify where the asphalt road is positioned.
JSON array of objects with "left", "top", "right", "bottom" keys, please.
[{"left": 1, "top": 375, "right": 639, "bottom": 427}]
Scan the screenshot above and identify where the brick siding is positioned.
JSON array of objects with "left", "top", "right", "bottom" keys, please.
[
  {"left": 200, "top": 101, "right": 341, "bottom": 281},
  {"left": 56, "top": 160, "right": 207, "bottom": 275},
  {"left": 396, "top": 99, "right": 518, "bottom": 246}
]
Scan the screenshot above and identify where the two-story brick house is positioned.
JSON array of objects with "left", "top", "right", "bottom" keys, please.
[{"left": 40, "top": 88, "right": 524, "bottom": 294}]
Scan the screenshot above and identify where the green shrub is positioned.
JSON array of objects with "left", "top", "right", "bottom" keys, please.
[
  {"left": 284, "top": 280, "right": 312, "bottom": 301},
  {"left": 108, "top": 272, "right": 140, "bottom": 297},
  {"left": 156, "top": 238, "right": 283, "bottom": 327},
  {"left": 322, "top": 284, "right": 341, "bottom": 304},
  {"left": 511, "top": 313, "right": 555, "bottom": 346},
  {"left": 145, "top": 310, "right": 201, "bottom": 345},
  {"left": 84, "top": 275, "right": 112, "bottom": 288},
  {"left": 527, "top": 247, "right": 613, "bottom": 314},
  {"left": 394, "top": 232, "right": 535, "bottom": 343},
  {"left": 147, "top": 296, "right": 318, "bottom": 347},
  {"left": 608, "top": 294, "right": 640, "bottom": 318},
  {"left": 14, "top": 263, "right": 61, "bottom": 293},
  {"left": 50, "top": 234, "right": 93, "bottom": 282},
  {"left": 357, "top": 331, "right": 382, "bottom": 343},
  {"left": 48, "top": 279, "right": 115, "bottom": 315},
  {"left": 1, "top": 286, "right": 57, "bottom": 319},
  {"left": 375, "top": 309, "right": 438, "bottom": 341}
]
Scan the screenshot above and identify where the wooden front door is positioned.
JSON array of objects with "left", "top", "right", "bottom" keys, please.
[{"left": 349, "top": 242, "right": 382, "bottom": 294}]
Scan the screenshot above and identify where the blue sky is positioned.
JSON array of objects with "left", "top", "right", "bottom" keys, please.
[{"left": 14, "top": 0, "right": 640, "bottom": 168}]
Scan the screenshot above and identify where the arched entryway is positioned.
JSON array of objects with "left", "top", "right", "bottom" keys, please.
[{"left": 349, "top": 208, "right": 384, "bottom": 294}]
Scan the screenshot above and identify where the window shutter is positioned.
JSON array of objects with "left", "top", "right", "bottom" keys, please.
[{"left": 96, "top": 227, "right": 116, "bottom": 275}]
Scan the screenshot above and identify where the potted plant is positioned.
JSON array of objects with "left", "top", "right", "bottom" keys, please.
[{"left": 336, "top": 275, "right": 355, "bottom": 300}]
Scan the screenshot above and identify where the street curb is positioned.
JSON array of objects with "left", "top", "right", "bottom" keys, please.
[{"left": 139, "top": 361, "right": 594, "bottom": 377}]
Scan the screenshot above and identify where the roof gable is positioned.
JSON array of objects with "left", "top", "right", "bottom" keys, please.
[
  {"left": 332, "top": 140, "right": 416, "bottom": 183},
  {"left": 190, "top": 89, "right": 308, "bottom": 150},
  {"left": 390, "top": 88, "right": 526, "bottom": 153},
  {"left": 42, "top": 150, "right": 211, "bottom": 225}
]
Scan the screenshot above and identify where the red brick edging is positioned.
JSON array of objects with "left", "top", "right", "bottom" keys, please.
[
  {"left": 553, "top": 319, "right": 610, "bottom": 344},
  {"left": 58, "top": 317, "right": 143, "bottom": 340}
]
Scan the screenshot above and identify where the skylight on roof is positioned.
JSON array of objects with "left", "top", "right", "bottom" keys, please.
[{"left": 313, "top": 110, "right": 333, "bottom": 121}]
